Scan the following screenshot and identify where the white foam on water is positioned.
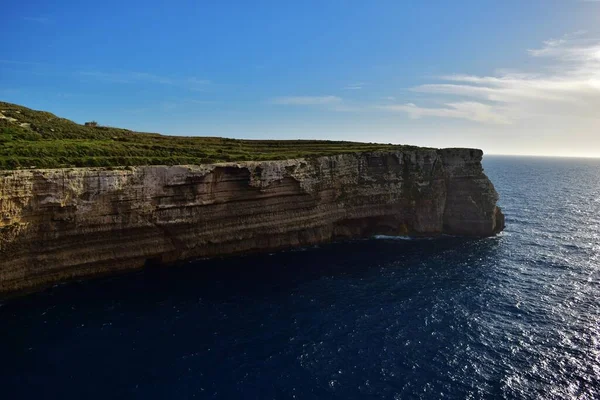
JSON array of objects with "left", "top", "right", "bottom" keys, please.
[{"left": 373, "top": 235, "right": 417, "bottom": 241}]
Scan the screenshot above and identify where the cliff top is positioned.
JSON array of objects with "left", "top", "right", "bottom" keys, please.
[{"left": 0, "top": 101, "right": 436, "bottom": 170}]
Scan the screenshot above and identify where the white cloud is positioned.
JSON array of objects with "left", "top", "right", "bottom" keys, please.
[
  {"left": 385, "top": 33, "right": 600, "bottom": 125},
  {"left": 271, "top": 96, "right": 342, "bottom": 105}
]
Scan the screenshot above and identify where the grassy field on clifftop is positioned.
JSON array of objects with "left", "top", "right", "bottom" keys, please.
[{"left": 0, "top": 101, "right": 424, "bottom": 169}]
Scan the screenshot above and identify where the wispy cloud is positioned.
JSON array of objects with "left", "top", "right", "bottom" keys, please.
[
  {"left": 79, "top": 71, "right": 172, "bottom": 84},
  {"left": 0, "top": 88, "right": 23, "bottom": 96},
  {"left": 186, "top": 77, "right": 211, "bottom": 91},
  {"left": 383, "top": 33, "right": 600, "bottom": 124},
  {"left": 343, "top": 82, "right": 365, "bottom": 90},
  {"left": 380, "top": 102, "right": 510, "bottom": 124},
  {"left": 188, "top": 99, "right": 219, "bottom": 105},
  {"left": 160, "top": 102, "right": 178, "bottom": 111},
  {"left": 0, "top": 59, "right": 49, "bottom": 67},
  {"left": 78, "top": 71, "right": 211, "bottom": 91},
  {"left": 23, "top": 16, "right": 52, "bottom": 24},
  {"left": 271, "top": 96, "right": 342, "bottom": 105},
  {"left": 119, "top": 98, "right": 219, "bottom": 115}
]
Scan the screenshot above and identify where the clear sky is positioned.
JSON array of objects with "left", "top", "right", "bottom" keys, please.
[{"left": 2, "top": 0, "right": 600, "bottom": 157}]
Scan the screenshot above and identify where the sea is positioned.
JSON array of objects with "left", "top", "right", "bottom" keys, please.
[{"left": 1, "top": 156, "right": 599, "bottom": 399}]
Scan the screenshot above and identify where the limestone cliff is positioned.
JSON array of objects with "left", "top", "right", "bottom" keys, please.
[{"left": 0, "top": 148, "right": 504, "bottom": 294}]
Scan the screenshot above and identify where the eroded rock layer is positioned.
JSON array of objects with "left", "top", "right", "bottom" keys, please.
[{"left": 0, "top": 148, "right": 504, "bottom": 294}]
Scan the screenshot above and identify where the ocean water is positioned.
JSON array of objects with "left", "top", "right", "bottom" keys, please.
[{"left": 1, "top": 156, "right": 599, "bottom": 399}]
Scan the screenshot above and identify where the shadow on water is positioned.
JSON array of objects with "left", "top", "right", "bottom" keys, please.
[
  {"left": 2, "top": 236, "right": 502, "bottom": 311},
  {"left": 1, "top": 236, "right": 504, "bottom": 400}
]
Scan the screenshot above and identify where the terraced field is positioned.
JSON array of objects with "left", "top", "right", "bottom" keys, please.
[{"left": 0, "top": 101, "right": 424, "bottom": 169}]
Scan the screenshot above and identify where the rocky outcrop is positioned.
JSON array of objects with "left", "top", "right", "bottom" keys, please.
[{"left": 0, "top": 148, "right": 503, "bottom": 294}]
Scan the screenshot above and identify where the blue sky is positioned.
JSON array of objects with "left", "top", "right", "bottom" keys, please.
[{"left": 2, "top": 0, "right": 600, "bottom": 157}]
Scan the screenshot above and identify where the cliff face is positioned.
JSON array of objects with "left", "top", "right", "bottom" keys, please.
[{"left": 0, "top": 148, "right": 504, "bottom": 294}]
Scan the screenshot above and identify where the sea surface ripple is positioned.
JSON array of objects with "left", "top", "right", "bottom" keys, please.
[{"left": 1, "top": 156, "right": 599, "bottom": 399}]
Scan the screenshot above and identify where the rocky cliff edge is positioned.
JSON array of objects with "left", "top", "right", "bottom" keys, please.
[{"left": 0, "top": 148, "right": 504, "bottom": 294}]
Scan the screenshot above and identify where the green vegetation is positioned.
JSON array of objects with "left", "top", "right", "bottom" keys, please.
[{"left": 0, "top": 101, "right": 427, "bottom": 170}]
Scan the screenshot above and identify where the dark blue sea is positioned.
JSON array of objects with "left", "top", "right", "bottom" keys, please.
[{"left": 2, "top": 156, "right": 599, "bottom": 399}]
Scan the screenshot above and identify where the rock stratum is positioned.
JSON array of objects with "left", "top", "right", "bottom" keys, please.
[{"left": 0, "top": 148, "right": 504, "bottom": 294}]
